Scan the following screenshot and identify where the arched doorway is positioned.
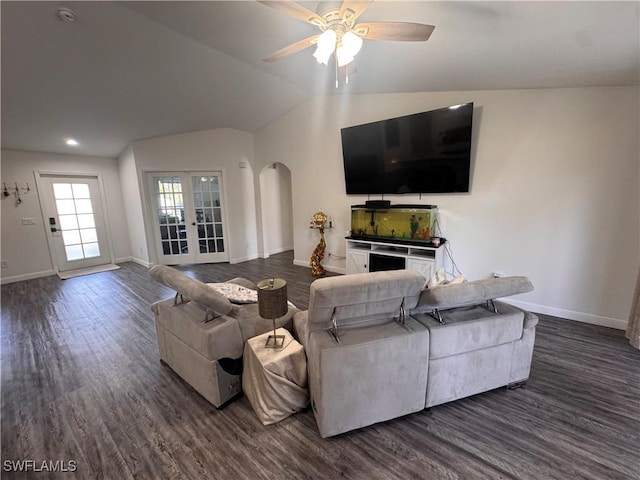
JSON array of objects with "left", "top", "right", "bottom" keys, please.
[{"left": 259, "top": 163, "right": 293, "bottom": 257}]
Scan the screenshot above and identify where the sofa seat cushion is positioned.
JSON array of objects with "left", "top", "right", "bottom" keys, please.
[
  {"left": 412, "top": 302, "right": 524, "bottom": 359},
  {"left": 153, "top": 297, "right": 244, "bottom": 361}
]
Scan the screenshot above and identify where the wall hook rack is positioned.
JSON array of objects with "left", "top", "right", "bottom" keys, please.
[{"left": 3, "top": 182, "right": 30, "bottom": 204}]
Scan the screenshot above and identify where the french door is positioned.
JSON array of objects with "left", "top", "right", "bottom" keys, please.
[
  {"left": 148, "top": 172, "right": 229, "bottom": 264},
  {"left": 38, "top": 175, "right": 112, "bottom": 272}
]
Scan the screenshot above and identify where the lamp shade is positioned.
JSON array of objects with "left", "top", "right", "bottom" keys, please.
[
  {"left": 257, "top": 278, "right": 288, "bottom": 319},
  {"left": 336, "top": 46, "right": 354, "bottom": 67},
  {"left": 342, "top": 31, "right": 363, "bottom": 56},
  {"left": 313, "top": 29, "right": 337, "bottom": 65}
]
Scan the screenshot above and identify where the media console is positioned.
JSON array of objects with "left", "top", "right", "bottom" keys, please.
[{"left": 345, "top": 237, "right": 445, "bottom": 278}]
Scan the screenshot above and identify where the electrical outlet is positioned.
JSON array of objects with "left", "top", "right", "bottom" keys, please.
[{"left": 1, "top": 261, "right": 8, "bottom": 268}]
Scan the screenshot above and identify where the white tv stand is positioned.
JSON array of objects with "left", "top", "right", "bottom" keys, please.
[{"left": 345, "top": 237, "right": 445, "bottom": 278}]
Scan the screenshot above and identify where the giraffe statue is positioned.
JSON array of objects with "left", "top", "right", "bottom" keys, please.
[{"left": 310, "top": 211, "right": 328, "bottom": 276}]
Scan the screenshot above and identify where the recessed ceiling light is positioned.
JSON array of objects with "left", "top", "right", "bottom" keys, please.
[{"left": 65, "top": 138, "right": 79, "bottom": 146}]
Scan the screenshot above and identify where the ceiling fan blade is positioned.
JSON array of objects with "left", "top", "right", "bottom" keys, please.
[
  {"left": 353, "top": 22, "right": 435, "bottom": 41},
  {"left": 339, "top": 0, "right": 374, "bottom": 24},
  {"left": 263, "top": 35, "right": 319, "bottom": 62},
  {"left": 259, "top": 1, "right": 327, "bottom": 28}
]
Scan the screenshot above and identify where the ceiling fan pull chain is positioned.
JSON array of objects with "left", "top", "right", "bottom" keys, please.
[{"left": 335, "top": 56, "right": 339, "bottom": 88}]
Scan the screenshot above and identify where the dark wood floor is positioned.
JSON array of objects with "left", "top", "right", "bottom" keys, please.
[{"left": 2, "top": 252, "right": 639, "bottom": 479}]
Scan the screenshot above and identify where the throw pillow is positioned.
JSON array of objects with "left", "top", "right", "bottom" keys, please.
[
  {"left": 207, "top": 283, "right": 258, "bottom": 304},
  {"left": 447, "top": 274, "right": 467, "bottom": 285},
  {"left": 425, "top": 268, "right": 447, "bottom": 289}
]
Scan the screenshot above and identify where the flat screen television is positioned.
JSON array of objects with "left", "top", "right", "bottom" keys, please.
[{"left": 341, "top": 102, "right": 474, "bottom": 194}]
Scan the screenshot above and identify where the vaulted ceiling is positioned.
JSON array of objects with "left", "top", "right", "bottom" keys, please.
[{"left": 2, "top": 1, "right": 638, "bottom": 158}]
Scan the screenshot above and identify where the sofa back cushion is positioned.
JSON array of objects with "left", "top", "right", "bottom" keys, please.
[
  {"left": 414, "top": 276, "right": 533, "bottom": 313},
  {"left": 307, "top": 270, "right": 425, "bottom": 332},
  {"left": 149, "top": 264, "right": 233, "bottom": 317}
]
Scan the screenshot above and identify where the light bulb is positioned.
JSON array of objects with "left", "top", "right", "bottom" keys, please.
[
  {"left": 313, "top": 29, "right": 337, "bottom": 65},
  {"left": 336, "top": 46, "right": 354, "bottom": 67},
  {"left": 313, "top": 46, "right": 333, "bottom": 65},
  {"left": 342, "top": 31, "right": 363, "bottom": 57}
]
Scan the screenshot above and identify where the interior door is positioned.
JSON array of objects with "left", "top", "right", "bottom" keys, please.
[
  {"left": 39, "top": 175, "right": 112, "bottom": 272},
  {"left": 149, "top": 172, "right": 229, "bottom": 265}
]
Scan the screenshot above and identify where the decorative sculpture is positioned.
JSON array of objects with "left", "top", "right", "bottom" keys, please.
[{"left": 310, "top": 211, "right": 328, "bottom": 276}]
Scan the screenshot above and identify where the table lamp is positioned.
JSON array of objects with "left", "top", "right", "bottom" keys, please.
[{"left": 257, "top": 278, "right": 288, "bottom": 348}]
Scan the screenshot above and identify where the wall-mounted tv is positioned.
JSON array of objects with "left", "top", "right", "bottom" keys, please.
[{"left": 341, "top": 102, "right": 474, "bottom": 194}]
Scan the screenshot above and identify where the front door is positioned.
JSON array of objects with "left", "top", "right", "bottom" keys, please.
[
  {"left": 38, "top": 175, "right": 112, "bottom": 272},
  {"left": 148, "top": 172, "right": 229, "bottom": 265}
]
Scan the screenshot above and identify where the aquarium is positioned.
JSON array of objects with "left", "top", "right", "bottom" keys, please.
[{"left": 349, "top": 204, "right": 438, "bottom": 245}]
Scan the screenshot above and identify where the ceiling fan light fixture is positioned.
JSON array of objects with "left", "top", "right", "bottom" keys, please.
[
  {"left": 313, "top": 29, "right": 337, "bottom": 64},
  {"left": 336, "top": 46, "right": 354, "bottom": 67},
  {"left": 342, "top": 31, "right": 363, "bottom": 56},
  {"left": 259, "top": 1, "right": 435, "bottom": 85},
  {"left": 313, "top": 46, "right": 332, "bottom": 65}
]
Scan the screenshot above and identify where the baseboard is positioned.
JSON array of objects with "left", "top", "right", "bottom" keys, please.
[
  {"left": 268, "top": 246, "right": 294, "bottom": 255},
  {"left": 505, "top": 299, "right": 628, "bottom": 331},
  {"left": 261, "top": 247, "right": 294, "bottom": 259},
  {"left": 230, "top": 254, "right": 259, "bottom": 264},
  {"left": 293, "top": 259, "right": 346, "bottom": 275},
  {"left": 1, "top": 269, "right": 55, "bottom": 284},
  {"left": 125, "top": 257, "right": 153, "bottom": 268}
]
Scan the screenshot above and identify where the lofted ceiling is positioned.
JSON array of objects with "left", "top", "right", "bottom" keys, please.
[{"left": 1, "top": 1, "right": 639, "bottom": 158}]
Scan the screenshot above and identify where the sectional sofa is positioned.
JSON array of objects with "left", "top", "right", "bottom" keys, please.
[{"left": 293, "top": 270, "right": 535, "bottom": 437}]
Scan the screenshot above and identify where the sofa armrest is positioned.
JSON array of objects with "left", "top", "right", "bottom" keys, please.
[{"left": 524, "top": 311, "right": 538, "bottom": 329}]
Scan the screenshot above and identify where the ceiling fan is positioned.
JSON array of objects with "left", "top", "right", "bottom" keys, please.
[{"left": 260, "top": 0, "right": 435, "bottom": 68}]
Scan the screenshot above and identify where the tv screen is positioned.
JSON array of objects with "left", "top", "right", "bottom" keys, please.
[{"left": 341, "top": 102, "right": 474, "bottom": 194}]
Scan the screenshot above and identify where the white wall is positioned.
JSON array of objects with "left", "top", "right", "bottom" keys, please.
[
  {"left": 259, "top": 163, "right": 293, "bottom": 255},
  {"left": 118, "top": 145, "right": 150, "bottom": 266},
  {"left": 254, "top": 86, "right": 639, "bottom": 329},
  {"left": 0, "top": 149, "right": 131, "bottom": 283},
  {"left": 130, "top": 128, "right": 258, "bottom": 264}
]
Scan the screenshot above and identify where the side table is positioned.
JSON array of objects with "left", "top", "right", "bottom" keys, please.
[{"left": 242, "top": 328, "right": 309, "bottom": 425}]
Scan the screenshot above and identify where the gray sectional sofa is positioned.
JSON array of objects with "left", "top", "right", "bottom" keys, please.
[
  {"left": 293, "top": 270, "right": 536, "bottom": 437},
  {"left": 149, "top": 265, "right": 536, "bottom": 438}
]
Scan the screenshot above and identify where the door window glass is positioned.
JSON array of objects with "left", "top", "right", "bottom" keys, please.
[
  {"left": 154, "top": 177, "right": 187, "bottom": 255},
  {"left": 192, "top": 176, "right": 225, "bottom": 254},
  {"left": 53, "top": 182, "right": 101, "bottom": 261}
]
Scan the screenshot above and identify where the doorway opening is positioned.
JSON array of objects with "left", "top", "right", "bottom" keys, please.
[{"left": 259, "top": 163, "right": 293, "bottom": 257}]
